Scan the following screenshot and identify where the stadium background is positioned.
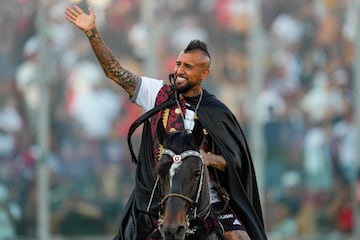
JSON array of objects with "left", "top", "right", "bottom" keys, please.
[{"left": 0, "top": 0, "right": 359, "bottom": 239}]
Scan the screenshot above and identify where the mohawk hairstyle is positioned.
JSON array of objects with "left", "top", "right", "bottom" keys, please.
[{"left": 184, "top": 40, "right": 211, "bottom": 60}]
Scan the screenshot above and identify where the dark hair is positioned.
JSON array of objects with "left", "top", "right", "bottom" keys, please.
[{"left": 184, "top": 40, "right": 211, "bottom": 60}]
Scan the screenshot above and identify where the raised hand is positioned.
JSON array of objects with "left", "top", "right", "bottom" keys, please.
[{"left": 65, "top": 5, "right": 96, "bottom": 32}]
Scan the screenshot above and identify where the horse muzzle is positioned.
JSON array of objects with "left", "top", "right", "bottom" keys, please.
[
  {"left": 159, "top": 222, "right": 187, "bottom": 240},
  {"left": 158, "top": 200, "right": 190, "bottom": 240}
]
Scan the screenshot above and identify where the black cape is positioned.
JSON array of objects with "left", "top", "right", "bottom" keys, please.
[{"left": 114, "top": 90, "right": 267, "bottom": 240}]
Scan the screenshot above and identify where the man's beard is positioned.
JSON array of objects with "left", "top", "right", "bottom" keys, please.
[{"left": 175, "top": 81, "right": 195, "bottom": 94}]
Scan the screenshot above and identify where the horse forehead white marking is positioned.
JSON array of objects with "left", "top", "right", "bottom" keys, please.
[{"left": 169, "top": 161, "right": 182, "bottom": 188}]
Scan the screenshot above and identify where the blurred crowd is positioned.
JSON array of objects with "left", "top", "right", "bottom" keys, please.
[{"left": 0, "top": 0, "right": 358, "bottom": 239}]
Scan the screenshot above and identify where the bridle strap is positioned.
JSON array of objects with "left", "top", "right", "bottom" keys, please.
[
  {"left": 161, "top": 148, "right": 203, "bottom": 161},
  {"left": 146, "top": 149, "right": 203, "bottom": 213},
  {"left": 147, "top": 176, "right": 160, "bottom": 212},
  {"left": 160, "top": 193, "right": 193, "bottom": 206},
  {"left": 160, "top": 148, "right": 205, "bottom": 219}
]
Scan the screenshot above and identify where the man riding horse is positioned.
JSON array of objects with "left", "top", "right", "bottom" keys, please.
[{"left": 65, "top": 5, "right": 267, "bottom": 240}]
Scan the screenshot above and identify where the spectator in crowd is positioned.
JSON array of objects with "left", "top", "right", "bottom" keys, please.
[{"left": 0, "top": 183, "right": 22, "bottom": 240}]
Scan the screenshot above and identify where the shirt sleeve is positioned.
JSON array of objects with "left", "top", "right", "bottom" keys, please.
[{"left": 130, "top": 76, "right": 164, "bottom": 111}]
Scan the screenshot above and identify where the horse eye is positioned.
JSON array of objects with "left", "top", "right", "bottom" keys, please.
[{"left": 193, "top": 171, "right": 201, "bottom": 178}]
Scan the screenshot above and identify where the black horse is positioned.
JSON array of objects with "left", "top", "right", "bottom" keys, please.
[{"left": 154, "top": 119, "right": 223, "bottom": 240}]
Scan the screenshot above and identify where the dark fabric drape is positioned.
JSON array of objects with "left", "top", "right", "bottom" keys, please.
[{"left": 114, "top": 90, "right": 267, "bottom": 240}]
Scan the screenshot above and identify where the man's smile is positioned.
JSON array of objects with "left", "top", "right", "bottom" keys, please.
[{"left": 175, "top": 76, "right": 187, "bottom": 85}]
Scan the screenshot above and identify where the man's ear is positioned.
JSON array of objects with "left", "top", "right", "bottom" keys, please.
[{"left": 201, "top": 69, "right": 210, "bottom": 80}]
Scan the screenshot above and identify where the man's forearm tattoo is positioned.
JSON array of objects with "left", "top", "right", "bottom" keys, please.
[{"left": 85, "top": 28, "right": 138, "bottom": 95}]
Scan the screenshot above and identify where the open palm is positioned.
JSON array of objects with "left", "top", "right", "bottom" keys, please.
[{"left": 65, "top": 5, "right": 96, "bottom": 32}]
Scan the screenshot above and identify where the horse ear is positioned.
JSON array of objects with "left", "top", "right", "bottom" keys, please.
[
  {"left": 156, "top": 119, "right": 167, "bottom": 144},
  {"left": 191, "top": 118, "right": 204, "bottom": 147}
]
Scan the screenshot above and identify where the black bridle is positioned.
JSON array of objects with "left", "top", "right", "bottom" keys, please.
[
  {"left": 147, "top": 147, "right": 211, "bottom": 234},
  {"left": 160, "top": 148, "right": 205, "bottom": 218}
]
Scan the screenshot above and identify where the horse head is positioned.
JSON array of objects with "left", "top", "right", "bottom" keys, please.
[{"left": 156, "top": 118, "right": 212, "bottom": 240}]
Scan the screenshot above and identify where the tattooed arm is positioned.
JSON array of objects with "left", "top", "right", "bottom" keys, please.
[
  {"left": 65, "top": 5, "right": 139, "bottom": 96},
  {"left": 84, "top": 28, "right": 139, "bottom": 96}
]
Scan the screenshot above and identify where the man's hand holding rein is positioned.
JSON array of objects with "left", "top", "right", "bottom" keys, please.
[{"left": 200, "top": 150, "right": 226, "bottom": 172}]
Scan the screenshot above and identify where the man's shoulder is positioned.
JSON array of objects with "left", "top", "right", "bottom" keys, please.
[
  {"left": 154, "top": 84, "right": 175, "bottom": 105},
  {"left": 200, "top": 91, "right": 240, "bottom": 129},
  {"left": 202, "top": 90, "right": 230, "bottom": 112}
]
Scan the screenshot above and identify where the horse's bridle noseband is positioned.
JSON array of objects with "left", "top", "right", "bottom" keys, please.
[{"left": 147, "top": 148, "right": 207, "bottom": 225}]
